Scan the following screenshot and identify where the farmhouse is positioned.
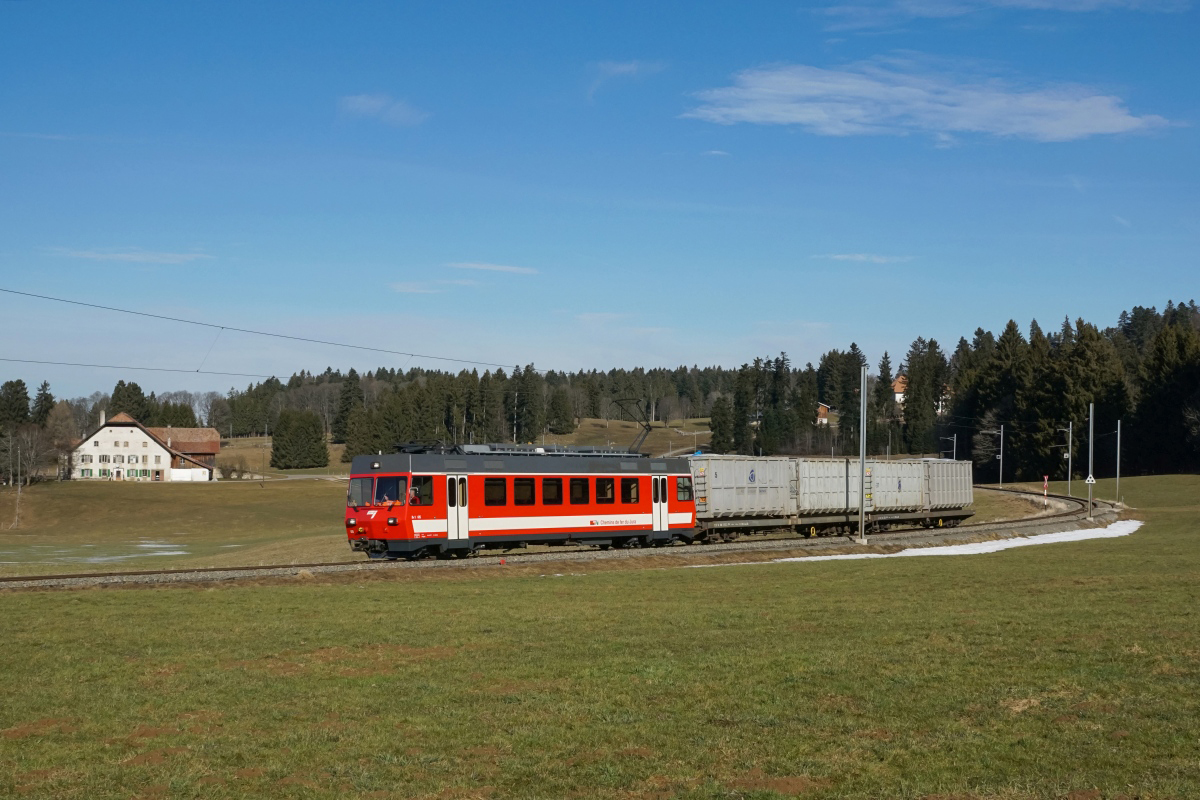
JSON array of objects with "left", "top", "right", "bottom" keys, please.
[{"left": 70, "top": 412, "right": 219, "bottom": 482}]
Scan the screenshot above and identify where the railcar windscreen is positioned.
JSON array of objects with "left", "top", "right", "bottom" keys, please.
[
  {"left": 676, "top": 476, "right": 693, "bottom": 501},
  {"left": 374, "top": 476, "right": 407, "bottom": 505},
  {"left": 347, "top": 477, "right": 372, "bottom": 507}
]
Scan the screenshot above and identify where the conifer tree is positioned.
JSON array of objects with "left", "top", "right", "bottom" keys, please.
[
  {"left": 547, "top": 387, "right": 576, "bottom": 435},
  {"left": 110, "top": 380, "right": 152, "bottom": 422},
  {"left": 31, "top": 381, "right": 54, "bottom": 427},
  {"left": 0, "top": 379, "right": 31, "bottom": 431},
  {"left": 331, "top": 369, "right": 364, "bottom": 443},
  {"left": 709, "top": 395, "right": 734, "bottom": 454},
  {"left": 270, "top": 409, "right": 328, "bottom": 469},
  {"left": 732, "top": 365, "right": 755, "bottom": 454}
]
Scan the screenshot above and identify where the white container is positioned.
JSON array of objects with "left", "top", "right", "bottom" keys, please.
[
  {"left": 923, "top": 459, "right": 974, "bottom": 509},
  {"left": 690, "top": 456, "right": 796, "bottom": 519},
  {"left": 869, "top": 461, "right": 925, "bottom": 511},
  {"left": 795, "top": 458, "right": 870, "bottom": 514}
]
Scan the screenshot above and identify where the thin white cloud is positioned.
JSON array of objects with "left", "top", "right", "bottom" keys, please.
[
  {"left": 685, "top": 59, "right": 1168, "bottom": 142},
  {"left": 339, "top": 93, "right": 429, "bottom": 127},
  {"left": 391, "top": 282, "right": 440, "bottom": 294},
  {"left": 589, "top": 60, "right": 666, "bottom": 98},
  {"left": 447, "top": 261, "right": 538, "bottom": 275},
  {"left": 822, "top": 0, "right": 1187, "bottom": 30},
  {"left": 813, "top": 253, "right": 914, "bottom": 264},
  {"left": 50, "top": 248, "right": 214, "bottom": 265},
  {"left": 703, "top": 149, "right": 731, "bottom": 156},
  {"left": 576, "top": 312, "right": 630, "bottom": 324},
  {"left": 1112, "top": 214, "right": 1132, "bottom": 227},
  {"left": 439, "top": 278, "right": 480, "bottom": 287}
]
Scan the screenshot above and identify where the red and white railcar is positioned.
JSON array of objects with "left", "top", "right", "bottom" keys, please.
[{"left": 345, "top": 445, "right": 697, "bottom": 559}]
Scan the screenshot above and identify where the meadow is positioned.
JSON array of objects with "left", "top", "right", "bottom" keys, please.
[{"left": 1, "top": 475, "right": 1196, "bottom": 799}]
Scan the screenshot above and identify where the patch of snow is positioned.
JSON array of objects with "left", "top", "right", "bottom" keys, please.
[{"left": 688, "top": 520, "right": 1144, "bottom": 569}]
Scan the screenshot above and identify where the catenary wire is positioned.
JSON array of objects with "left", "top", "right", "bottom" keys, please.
[
  {"left": 0, "top": 287, "right": 526, "bottom": 372},
  {"left": 0, "top": 357, "right": 274, "bottom": 380}
]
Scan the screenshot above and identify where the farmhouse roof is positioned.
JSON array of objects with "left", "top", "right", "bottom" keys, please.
[
  {"left": 107, "top": 412, "right": 139, "bottom": 425},
  {"left": 147, "top": 427, "right": 221, "bottom": 455}
]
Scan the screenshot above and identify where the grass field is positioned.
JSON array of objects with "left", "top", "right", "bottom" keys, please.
[
  {"left": 0, "top": 479, "right": 351, "bottom": 577},
  {"left": 0, "top": 480, "right": 1035, "bottom": 578},
  {"left": 1, "top": 475, "right": 1196, "bottom": 798}
]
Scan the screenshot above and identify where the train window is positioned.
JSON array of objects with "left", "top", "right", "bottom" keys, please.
[
  {"left": 484, "top": 478, "right": 507, "bottom": 506},
  {"left": 677, "top": 476, "right": 693, "bottom": 501},
  {"left": 542, "top": 478, "right": 563, "bottom": 505},
  {"left": 375, "top": 476, "right": 407, "bottom": 505},
  {"left": 410, "top": 476, "right": 434, "bottom": 506},
  {"left": 596, "top": 477, "right": 615, "bottom": 504},
  {"left": 447, "top": 477, "right": 457, "bottom": 508},
  {"left": 569, "top": 478, "right": 589, "bottom": 504},
  {"left": 348, "top": 477, "right": 373, "bottom": 508},
  {"left": 514, "top": 478, "right": 536, "bottom": 506},
  {"left": 620, "top": 478, "right": 640, "bottom": 504}
]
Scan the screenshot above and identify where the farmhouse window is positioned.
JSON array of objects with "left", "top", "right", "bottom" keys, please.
[
  {"left": 99, "top": 455, "right": 110, "bottom": 463},
  {"left": 154, "top": 456, "right": 161, "bottom": 464}
]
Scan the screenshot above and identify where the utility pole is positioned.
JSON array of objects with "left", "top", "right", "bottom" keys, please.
[
  {"left": 1057, "top": 422, "right": 1073, "bottom": 497},
  {"left": 857, "top": 366, "right": 868, "bottom": 545},
  {"left": 1115, "top": 419, "right": 1121, "bottom": 505},
  {"left": 982, "top": 426, "right": 1004, "bottom": 486},
  {"left": 1086, "top": 402, "right": 1095, "bottom": 520},
  {"left": 941, "top": 434, "right": 957, "bottom": 460},
  {"left": 999, "top": 424, "right": 1004, "bottom": 487}
]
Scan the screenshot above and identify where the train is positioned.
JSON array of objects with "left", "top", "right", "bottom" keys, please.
[{"left": 344, "top": 445, "right": 974, "bottom": 560}]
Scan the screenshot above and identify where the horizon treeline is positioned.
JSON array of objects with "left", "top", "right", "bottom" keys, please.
[{"left": 3, "top": 300, "right": 1199, "bottom": 481}]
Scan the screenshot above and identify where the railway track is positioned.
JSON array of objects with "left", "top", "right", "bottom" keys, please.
[{"left": 0, "top": 488, "right": 1119, "bottom": 591}]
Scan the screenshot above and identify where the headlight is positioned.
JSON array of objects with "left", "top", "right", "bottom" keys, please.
[
  {"left": 346, "top": 518, "right": 356, "bottom": 526},
  {"left": 387, "top": 517, "right": 398, "bottom": 526}
]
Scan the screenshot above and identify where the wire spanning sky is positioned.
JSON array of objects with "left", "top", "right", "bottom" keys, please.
[{"left": 1, "top": 0, "right": 1196, "bottom": 397}]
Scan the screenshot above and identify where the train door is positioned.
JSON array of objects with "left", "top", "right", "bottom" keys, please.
[
  {"left": 652, "top": 475, "right": 670, "bottom": 531},
  {"left": 446, "top": 475, "right": 470, "bottom": 541}
]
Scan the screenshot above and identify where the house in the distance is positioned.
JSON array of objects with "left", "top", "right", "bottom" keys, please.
[
  {"left": 816, "top": 402, "right": 831, "bottom": 426},
  {"left": 892, "top": 375, "right": 908, "bottom": 406},
  {"left": 70, "top": 412, "right": 219, "bottom": 482}
]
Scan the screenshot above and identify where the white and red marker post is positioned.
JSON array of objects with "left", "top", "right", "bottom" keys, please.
[{"left": 1043, "top": 475, "right": 1049, "bottom": 508}]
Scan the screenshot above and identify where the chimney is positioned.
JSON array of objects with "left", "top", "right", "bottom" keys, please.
[{"left": 100, "top": 410, "right": 106, "bottom": 427}]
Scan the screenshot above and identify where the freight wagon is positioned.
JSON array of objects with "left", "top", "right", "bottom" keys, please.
[{"left": 689, "top": 456, "right": 973, "bottom": 540}]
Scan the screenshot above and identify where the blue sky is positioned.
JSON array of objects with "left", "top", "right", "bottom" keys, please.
[{"left": 1, "top": 0, "right": 1196, "bottom": 398}]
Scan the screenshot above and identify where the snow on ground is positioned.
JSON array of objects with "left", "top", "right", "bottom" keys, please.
[{"left": 688, "top": 520, "right": 1144, "bottom": 568}]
